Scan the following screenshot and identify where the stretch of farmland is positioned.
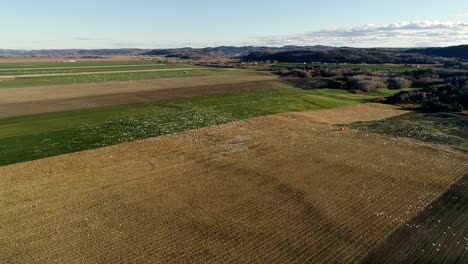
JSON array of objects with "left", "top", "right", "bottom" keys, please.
[{"left": 0, "top": 59, "right": 467, "bottom": 263}]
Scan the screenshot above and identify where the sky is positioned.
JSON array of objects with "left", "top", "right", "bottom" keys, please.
[{"left": 1, "top": 0, "right": 468, "bottom": 49}]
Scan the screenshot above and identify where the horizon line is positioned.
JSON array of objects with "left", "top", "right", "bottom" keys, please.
[{"left": 1, "top": 44, "right": 467, "bottom": 51}]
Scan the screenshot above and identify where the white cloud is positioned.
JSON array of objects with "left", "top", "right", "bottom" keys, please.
[{"left": 253, "top": 21, "right": 468, "bottom": 47}]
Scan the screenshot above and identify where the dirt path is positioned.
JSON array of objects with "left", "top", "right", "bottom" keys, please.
[{"left": 0, "top": 104, "right": 466, "bottom": 263}]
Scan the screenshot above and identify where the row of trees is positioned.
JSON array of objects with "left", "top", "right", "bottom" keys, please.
[
  {"left": 274, "top": 68, "right": 414, "bottom": 92},
  {"left": 244, "top": 48, "right": 450, "bottom": 64},
  {"left": 387, "top": 83, "right": 468, "bottom": 112}
]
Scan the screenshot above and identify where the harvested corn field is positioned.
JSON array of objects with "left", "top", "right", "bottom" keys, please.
[
  {"left": 1, "top": 104, "right": 466, "bottom": 263},
  {"left": 363, "top": 175, "right": 468, "bottom": 263}
]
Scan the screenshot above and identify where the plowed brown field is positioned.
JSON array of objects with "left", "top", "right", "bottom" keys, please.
[{"left": 1, "top": 103, "right": 466, "bottom": 263}]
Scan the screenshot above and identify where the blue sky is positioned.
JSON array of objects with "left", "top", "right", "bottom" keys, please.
[{"left": 1, "top": 0, "right": 468, "bottom": 49}]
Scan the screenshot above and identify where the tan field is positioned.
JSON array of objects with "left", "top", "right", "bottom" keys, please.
[
  {"left": 1, "top": 103, "right": 466, "bottom": 263},
  {"left": 0, "top": 67, "right": 199, "bottom": 78},
  {"left": 0, "top": 56, "right": 145, "bottom": 63},
  {"left": 0, "top": 64, "right": 171, "bottom": 71},
  {"left": 0, "top": 75, "right": 277, "bottom": 117}
]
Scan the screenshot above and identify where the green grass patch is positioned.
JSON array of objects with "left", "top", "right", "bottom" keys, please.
[
  {"left": 0, "top": 68, "right": 251, "bottom": 88},
  {"left": 0, "top": 85, "right": 385, "bottom": 166},
  {"left": 347, "top": 112, "right": 468, "bottom": 151},
  {"left": 367, "top": 88, "right": 417, "bottom": 97}
]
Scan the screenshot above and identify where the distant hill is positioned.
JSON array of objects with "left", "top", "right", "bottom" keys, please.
[
  {"left": 241, "top": 47, "right": 447, "bottom": 64},
  {"left": 406, "top": 45, "right": 468, "bottom": 60},
  {"left": 1, "top": 45, "right": 466, "bottom": 63},
  {"left": 146, "top": 45, "right": 465, "bottom": 63},
  {"left": 142, "top": 45, "right": 332, "bottom": 59},
  {"left": 0, "top": 46, "right": 332, "bottom": 59}
]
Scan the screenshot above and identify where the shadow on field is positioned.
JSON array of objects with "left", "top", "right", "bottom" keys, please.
[
  {"left": 279, "top": 77, "right": 342, "bottom": 90},
  {"left": 177, "top": 158, "right": 358, "bottom": 262},
  {"left": 362, "top": 174, "right": 468, "bottom": 264}
]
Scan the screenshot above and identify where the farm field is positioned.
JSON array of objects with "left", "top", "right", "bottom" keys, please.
[
  {"left": 1, "top": 103, "right": 466, "bottom": 263},
  {"left": 0, "top": 59, "right": 466, "bottom": 263},
  {"left": 0, "top": 68, "right": 207, "bottom": 78},
  {"left": 0, "top": 60, "right": 156, "bottom": 69},
  {"left": 0, "top": 74, "right": 275, "bottom": 106},
  {"left": 0, "top": 76, "right": 277, "bottom": 117},
  {"left": 0, "top": 64, "right": 198, "bottom": 76},
  {"left": 0, "top": 67, "right": 251, "bottom": 88},
  {"left": 0, "top": 83, "right": 406, "bottom": 166},
  {"left": 4, "top": 2, "right": 468, "bottom": 263},
  {"left": 363, "top": 175, "right": 468, "bottom": 263},
  {"left": 347, "top": 112, "right": 468, "bottom": 151}
]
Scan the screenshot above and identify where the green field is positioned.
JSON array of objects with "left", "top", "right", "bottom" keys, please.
[
  {"left": 0, "top": 85, "right": 404, "bottom": 166},
  {"left": 366, "top": 88, "right": 417, "bottom": 97},
  {"left": 0, "top": 68, "right": 251, "bottom": 88}
]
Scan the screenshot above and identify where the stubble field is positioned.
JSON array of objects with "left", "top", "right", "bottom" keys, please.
[{"left": 1, "top": 104, "right": 467, "bottom": 263}]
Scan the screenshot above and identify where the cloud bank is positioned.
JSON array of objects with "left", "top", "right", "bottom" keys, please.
[{"left": 254, "top": 21, "right": 468, "bottom": 47}]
